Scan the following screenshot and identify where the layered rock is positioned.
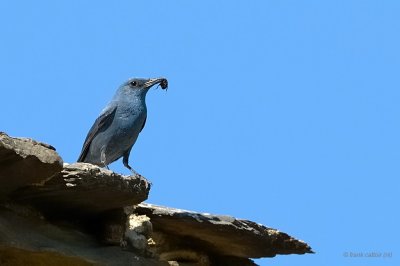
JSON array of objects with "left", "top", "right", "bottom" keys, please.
[
  {"left": 0, "top": 132, "right": 313, "bottom": 265},
  {"left": 12, "top": 163, "right": 151, "bottom": 215},
  {"left": 130, "top": 204, "right": 312, "bottom": 265},
  {"left": 0, "top": 203, "right": 166, "bottom": 266},
  {"left": 135, "top": 204, "right": 312, "bottom": 257},
  {"left": 0, "top": 132, "right": 63, "bottom": 198}
]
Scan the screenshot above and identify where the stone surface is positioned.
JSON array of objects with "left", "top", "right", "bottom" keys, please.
[
  {"left": 125, "top": 214, "right": 153, "bottom": 251},
  {"left": 0, "top": 203, "right": 167, "bottom": 266},
  {"left": 135, "top": 203, "right": 313, "bottom": 260},
  {"left": 0, "top": 132, "right": 313, "bottom": 265},
  {"left": 0, "top": 246, "right": 94, "bottom": 266},
  {"left": 12, "top": 163, "right": 151, "bottom": 215},
  {"left": 0, "top": 132, "right": 63, "bottom": 199}
]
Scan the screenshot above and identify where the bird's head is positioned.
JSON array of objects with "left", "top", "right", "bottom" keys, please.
[{"left": 117, "top": 77, "right": 168, "bottom": 98}]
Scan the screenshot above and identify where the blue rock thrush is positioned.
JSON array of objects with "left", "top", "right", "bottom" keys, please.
[{"left": 77, "top": 77, "right": 168, "bottom": 174}]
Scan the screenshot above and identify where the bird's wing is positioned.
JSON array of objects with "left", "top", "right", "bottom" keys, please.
[
  {"left": 140, "top": 115, "right": 147, "bottom": 132},
  {"left": 77, "top": 105, "right": 117, "bottom": 162}
]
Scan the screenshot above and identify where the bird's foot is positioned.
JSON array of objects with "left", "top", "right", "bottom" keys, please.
[
  {"left": 102, "top": 162, "right": 110, "bottom": 170},
  {"left": 125, "top": 165, "right": 141, "bottom": 177},
  {"left": 123, "top": 161, "right": 141, "bottom": 177},
  {"left": 129, "top": 168, "right": 141, "bottom": 177}
]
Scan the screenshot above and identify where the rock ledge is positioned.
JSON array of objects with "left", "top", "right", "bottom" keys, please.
[
  {"left": 0, "top": 133, "right": 313, "bottom": 265},
  {"left": 12, "top": 163, "right": 151, "bottom": 214}
]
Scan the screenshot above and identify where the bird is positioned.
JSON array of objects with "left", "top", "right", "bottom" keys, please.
[{"left": 77, "top": 77, "right": 168, "bottom": 175}]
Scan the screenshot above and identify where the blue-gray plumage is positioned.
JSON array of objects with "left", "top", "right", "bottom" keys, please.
[{"left": 77, "top": 77, "right": 168, "bottom": 173}]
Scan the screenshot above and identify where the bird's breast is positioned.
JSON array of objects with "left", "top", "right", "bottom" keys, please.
[
  {"left": 117, "top": 105, "right": 146, "bottom": 121},
  {"left": 114, "top": 105, "right": 146, "bottom": 134}
]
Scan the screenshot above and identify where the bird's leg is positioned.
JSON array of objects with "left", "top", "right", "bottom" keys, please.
[
  {"left": 129, "top": 168, "right": 139, "bottom": 176},
  {"left": 123, "top": 149, "right": 139, "bottom": 176},
  {"left": 100, "top": 147, "right": 109, "bottom": 170}
]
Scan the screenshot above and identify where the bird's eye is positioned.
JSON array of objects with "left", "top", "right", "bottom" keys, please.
[{"left": 130, "top": 81, "right": 138, "bottom": 87}]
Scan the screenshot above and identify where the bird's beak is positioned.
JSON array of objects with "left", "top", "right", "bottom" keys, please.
[{"left": 144, "top": 77, "right": 168, "bottom": 90}]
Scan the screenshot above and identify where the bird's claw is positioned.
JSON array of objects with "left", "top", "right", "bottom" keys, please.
[{"left": 128, "top": 167, "right": 140, "bottom": 177}]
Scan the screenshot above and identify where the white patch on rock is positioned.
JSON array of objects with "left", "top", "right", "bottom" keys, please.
[{"left": 125, "top": 214, "right": 153, "bottom": 251}]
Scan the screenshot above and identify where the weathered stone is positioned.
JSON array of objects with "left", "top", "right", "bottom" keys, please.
[
  {"left": 125, "top": 214, "right": 153, "bottom": 251},
  {"left": 0, "top": 133, "right": 313, "bottom": 265},
  {"left": 0, "top": 203, "right": 168, "bottom": 266},
  {"left": 135, "top": 203, "right": 313, "bottom": 260},
  {"left": 0, "top": 132, "right": 63, "bottom": 199},
  {"left": 12, "top": 163, "right": 151, "bottom": 215},
  {"left": 0, "top": 246, "right": 95, "bottom": 266}
]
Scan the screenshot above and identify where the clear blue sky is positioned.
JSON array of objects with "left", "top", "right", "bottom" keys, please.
[{"left": 1, "top": 1, "right": 398, "bottom": 265}]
